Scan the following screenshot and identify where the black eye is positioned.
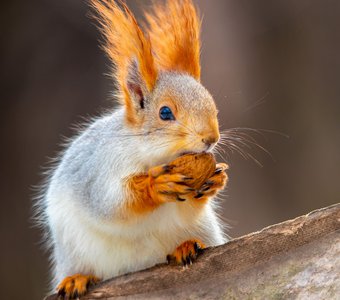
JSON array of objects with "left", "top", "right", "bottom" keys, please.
[{"left": 159, "top": 106, "right": 175, "bottom": 121}]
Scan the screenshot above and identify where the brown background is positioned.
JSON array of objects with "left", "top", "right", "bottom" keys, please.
[{"left": 1, "top": 0, "right": 339, "bottom": 299}]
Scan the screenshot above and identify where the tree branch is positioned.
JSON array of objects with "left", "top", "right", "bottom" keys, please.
[{"left": 47, "top": 203, "right": 340, "bottom": 299}]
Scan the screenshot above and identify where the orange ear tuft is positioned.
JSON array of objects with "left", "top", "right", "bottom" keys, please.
[
  {"left": 90, "top": 0, "right": 158, "bottom": 107},
  {"left": 145, "top": 0, "right": 201, "bottom": 80}
]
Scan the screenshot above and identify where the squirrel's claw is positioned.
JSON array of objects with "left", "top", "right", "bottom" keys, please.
[
  {"left": 56, "top": 274, "right": 100, "bottom": 299},
  {"left": 193, "top": 164, "right": 228, "bottom": 200},
  {"left": 176, "top": 195, "right": 186, "bottom": 201},
  {"left": 148, "top": 164, "right": 193, "bottom": 203},
  {"left": 167, "top": 239, "right": 206, "bottom": 266},
  {"left": 148, "top": 161, "right": 228, "bottom": 203},
  {"left": 149, "top": 164, "right": 169, "bottom": 177}
]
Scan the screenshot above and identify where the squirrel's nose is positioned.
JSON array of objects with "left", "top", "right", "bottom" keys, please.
[{"left": 202, "top": 135, "right": 219, "bottom": 147}]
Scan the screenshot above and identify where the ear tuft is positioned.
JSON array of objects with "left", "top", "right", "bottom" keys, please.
[
  {"left": 145, "top": 0, "right": 201, "bottom": 80},
  {"left": 90, "top": 0, "right": 158, "bottom": 117}
]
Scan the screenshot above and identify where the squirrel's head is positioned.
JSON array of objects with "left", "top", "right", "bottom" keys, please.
[
  {"left": 92, "top": 0, "right": 219, "bottom": 162},
  {"left": 143, "top": 72, "right": 219, "bottom": 160}
]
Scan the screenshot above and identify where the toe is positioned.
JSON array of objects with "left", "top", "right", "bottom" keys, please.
[
  {"left": 57, "top": 274, "right": 100, "bottom": 299},
  {"left": 157, "top": 182, "right": 193, "bottom": 194},
  {"left": 154, "top": 174, "right": 189, "bottom": 184},
  {"left": 169, "top": 239, "right": 206, "bottom": 265}
]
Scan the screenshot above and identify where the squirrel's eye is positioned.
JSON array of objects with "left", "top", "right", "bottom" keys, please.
[{"left": 159, "top": 106, "right": 175, "bottom": 121}]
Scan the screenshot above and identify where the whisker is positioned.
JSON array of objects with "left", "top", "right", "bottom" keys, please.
[
  {"left": 221, "top": 127, "right": 289, "bottom": 139},
  {"left": 241, "top": 92, "right": 269, "bottom": 113},
  {"left": 221, "top": 135, "right": 274, "bottom": 160},
  {"left": 217, "top": 126, "right": 282, "bottom": 166}
]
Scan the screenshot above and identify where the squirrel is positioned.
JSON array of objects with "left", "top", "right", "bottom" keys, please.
[{"left": 37, "top": 0, "right": 229, "bottom": 298}]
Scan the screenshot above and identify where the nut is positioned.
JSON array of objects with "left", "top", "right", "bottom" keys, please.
[{"left": 168, "top": 153, "right": 216, "bottom": 189}]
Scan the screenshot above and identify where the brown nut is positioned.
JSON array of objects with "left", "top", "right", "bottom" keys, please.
[{"left": 168, "top": 153, "right": 216, "bottom": 189}]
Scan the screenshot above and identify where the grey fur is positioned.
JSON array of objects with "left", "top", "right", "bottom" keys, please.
[{"left": 38, "top": 71, "right": 227, "bottom": 289}]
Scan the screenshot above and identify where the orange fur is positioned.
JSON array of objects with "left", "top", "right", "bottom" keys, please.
[
  {"left": 124, "top": 161, "right": 196, "bottom": 215},
  {"left": 124, "top": 173, "right": 201, "bottom": 217},
  {"left": 124, "top": 157, "right": 228, "bottom": 216},
  {"left": 90, "top": 0, "right": 158, "bottom": 124},
  {"left": 145, "top": 0, "right": 201, "bottom": 80},
  {"left": 57, "top": 274, "right": 100, "bottom": 298},
  {"left": 125, "top": 174, "right": 160, "bottom": 215},
  {"left": 124, "top": 166, "right": 186, "bottom": 215},
  {"left": 169, "top": 239, "right": 206, "bottom": 264}
]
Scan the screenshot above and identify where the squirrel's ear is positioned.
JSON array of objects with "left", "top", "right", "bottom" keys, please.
[
  {"left": 125, "top": 59, "right": 147, "bottom": 110},
  {"left": 91, "top": 0, "right": 158, "bottom": 125},
  {"left": 145, "top": 0, "right": 201, "bottom": 80}
]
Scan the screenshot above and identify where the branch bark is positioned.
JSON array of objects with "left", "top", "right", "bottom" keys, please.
[{"left": 47, "top": 203, "right": 340, "bottom": 299}]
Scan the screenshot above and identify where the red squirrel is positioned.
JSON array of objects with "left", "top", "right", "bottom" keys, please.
[{"left": 38, "top": 1, "right": 228, "bottom": 298}]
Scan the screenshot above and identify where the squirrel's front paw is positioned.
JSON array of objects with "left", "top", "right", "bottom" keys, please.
[
  {"left": 167, "top": 239, "right": 206, "bottom": 266},
  {"left": 148, "top": 164, "right": 194, "bottom": 203},
  {"left": 57, "top": 274, "right": 100, "bottom": 299},
  {"left": 193, "top": 163, "right": 228, "bottom": 200}
]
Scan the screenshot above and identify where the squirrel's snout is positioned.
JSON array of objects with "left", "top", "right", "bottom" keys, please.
[
  {"left": 198, "top": 117, "right": 220, "bottom": 150},
  {"left": 202, "top": 134, "right": 219, "bottom": 147}
]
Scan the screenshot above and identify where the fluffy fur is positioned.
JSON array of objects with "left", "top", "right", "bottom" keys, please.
[
  {"left": 90, "top": 0, "right": 158, "bottom": 125},
  {"left": 37, "top": 0, "right": 228, "bottom": 296},
  {"left": 44, "top": 106, "right": 226, "bottom": 288},
  {"left": 145, "top": 0, "right": 201, "bottom": 80}
]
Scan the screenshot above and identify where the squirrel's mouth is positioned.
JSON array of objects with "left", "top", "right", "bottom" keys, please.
[
  {"left": 178, "top": 141, "right": 216, "bottom": 157},
  {"left": 178, "top": 150, "right": 208, "bottom": 157},
  {"left": 180, "top": 151, "right": 195, "bottom": 156}
]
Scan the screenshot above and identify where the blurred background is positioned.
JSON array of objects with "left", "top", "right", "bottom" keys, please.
[{"left": 1, "top": 0, "right": 340, "bottom": 298}]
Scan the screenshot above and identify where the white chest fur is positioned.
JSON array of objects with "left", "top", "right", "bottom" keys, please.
[{"left": 47, "top": 187, "right": 223, "bottom": 286}]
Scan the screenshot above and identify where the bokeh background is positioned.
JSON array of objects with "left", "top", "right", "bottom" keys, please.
[{"left": 1, "top": 0, "right": 340, "bottom": 298}]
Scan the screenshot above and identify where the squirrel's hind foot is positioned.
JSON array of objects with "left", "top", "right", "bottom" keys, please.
[
  {"left": 167, "top": 239, "right": 206, "bottom": 266},
  {"left": 57, "top": 274, "right": 100, "bottom": 299}
]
